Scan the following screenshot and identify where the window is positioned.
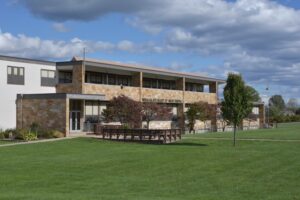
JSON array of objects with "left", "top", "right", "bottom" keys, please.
[
  {"left": 41, "top": 69, "right": 56, "bottom": 87},
  {"left": 85, "top": 71, "right": 132, "bottom": 86},
  {"left": 7, "top": 66, "right": 25, "bottom": 85},
  {"left": 143, "top": 78, "right": 176, "bottom": 90},
  {"left": 185, "top": 82, "right": 204, "bottom": 92},
  {"left": 59, "top": 71, "right": 72, "bottom": 83}
]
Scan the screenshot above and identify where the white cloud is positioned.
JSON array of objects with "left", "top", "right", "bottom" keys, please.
[
  {"left": 52, "top": 23, "right": 69, "bottom": 32},
  {"left": 117, "top": 40, "right": 135, "bottom": 51},
  {"left": 8, "top": 0, "right": 300, "bottom": 99},
  {"left": 0, "top": 31, "right": 116, "bottom": 59}
]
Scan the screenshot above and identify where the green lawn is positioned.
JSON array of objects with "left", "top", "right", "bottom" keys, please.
[
  {"left": 186, "top": 122, "right": 300, "bottom": 140},
  {"left": 0, "top": 123, "right": 300, "bottom": 200},
  {"left": 0, "top": 140, "right": 17, "bottom": 145}
]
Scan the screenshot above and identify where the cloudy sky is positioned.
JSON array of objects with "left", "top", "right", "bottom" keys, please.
[{"left": 0, "top": 0, "right": 300, "bottom": 102}]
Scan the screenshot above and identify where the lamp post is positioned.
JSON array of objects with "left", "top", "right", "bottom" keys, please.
[{"left": 266, "top": 86, "right": 270, "bottom": 128}]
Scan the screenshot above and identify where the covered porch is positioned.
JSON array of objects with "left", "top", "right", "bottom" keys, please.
[{"left": 66, "top": 94, "right": 106, "bottom": 136}]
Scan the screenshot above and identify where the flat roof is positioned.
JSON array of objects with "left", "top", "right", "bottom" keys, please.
[
  {"left": 0, "top": 54, "right": 56, "bottom": 66},
  {"left": 58, "top": 57, "right": 225, "bottom": 84},
  {"left": 17, "top": 93, "right": 106, "bottom": 101}
]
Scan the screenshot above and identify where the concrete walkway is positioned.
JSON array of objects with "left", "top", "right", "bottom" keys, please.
[
  {"left": 0, "top": 137, "right": 75, "bottom": 148},
  {"left": 187, "top": 137, "right": 300, "bottom": 143}
]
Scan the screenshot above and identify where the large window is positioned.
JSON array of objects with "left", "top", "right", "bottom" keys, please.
[
  {"left": 85, "top": 71, "right": 132, "bottom": 86},
  {"left": 41, "top": 69, "right": 56, "bottom": 87},
  {"left": 7, "top": 66, "right": 24, "bottom": 85},
  {"left": 85, "top": 101, "right": 106, "bottom": 123},
  {"left": 185, "top": 82, "right": 204, "bottom": 92},
  {"left": 143, "top": 78, "right": 176, "bottom": 90},
  {"left": 59, "top": 71, "right": 72, "bottom": 83}
]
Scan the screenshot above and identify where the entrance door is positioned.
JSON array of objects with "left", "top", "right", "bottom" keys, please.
[{"left": 70, "top": 111, "right": 81, "bottom": 132}]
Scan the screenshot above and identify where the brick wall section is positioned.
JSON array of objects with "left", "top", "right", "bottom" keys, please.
[{"left": 16, "top": 98, "right": 67, "bottom": 134}]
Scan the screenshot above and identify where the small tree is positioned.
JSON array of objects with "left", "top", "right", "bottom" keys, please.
[
  {"left": 221, "top": 73, "right": 252, "bottom": 146},
  {"left": 269, "top": 106, "right": 284, "bottom": 128},
  {"left": 245, "top": 85, "right": 261, "bottom": 102},
  {"left": 142, "top": 103, "right": 172, "bottom": 129},
  {"left": 186, "top": 102, "right": 211, "bottom": 133},
  {"left": 269, "top": 95, "right": 285, "bottom": 111},
  {"left": 286, "top": 98, "right": 299, "bottom": 114},
  {"left": 103, "top": 95, "right": 142, "bottom": 128}
]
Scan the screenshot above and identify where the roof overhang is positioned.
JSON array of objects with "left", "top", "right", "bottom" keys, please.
[
  {"left": 57, "top": 57, "right": 226, "bottom": 84},
  {"left": 17, "top": 93, "right": 106, "bottom": 101}
]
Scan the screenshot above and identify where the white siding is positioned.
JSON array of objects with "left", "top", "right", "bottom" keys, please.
[{"left": 0, "top": 59, "right": 56, "bottom": 129}]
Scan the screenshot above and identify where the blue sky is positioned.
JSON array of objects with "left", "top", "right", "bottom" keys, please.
[{"left": 0, "top": 0, "right": 300, "bottom": 103}]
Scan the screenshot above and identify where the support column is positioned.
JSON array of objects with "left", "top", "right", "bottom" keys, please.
[
  {"left": 177, "top": 104, "right": 185, "bottom": 133},
  {"left": 209, "top": 82, "right": 217, "bottom": 93},
  {"left": 259, "top": 104, "right": 265, "bottom": 128},
  {"left": 132, "top": 72, "right": 143, "bottom": 102},
  {"left": 72, "top": 62, "right": 85, "bottom": 94},
  {"left": 65, "top": 98, "right": 70, "bottom": 137},
  {"left": 176, "top": 77, "right": 185, "bottom": 132}
]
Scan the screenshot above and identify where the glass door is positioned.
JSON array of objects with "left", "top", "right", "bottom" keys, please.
[{"left": 70, "top": 111, "right": 81, "bottom": 132}]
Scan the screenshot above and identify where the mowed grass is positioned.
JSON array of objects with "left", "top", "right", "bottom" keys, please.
[
  {"left": 186, "top": 122, "right": 300, "bottom": 140},
  {"left": 0, "top": 140, "right": 18, "bottom": 145},
  {"left": 0, "top": 123, "right": 300, "bottom": 200}
]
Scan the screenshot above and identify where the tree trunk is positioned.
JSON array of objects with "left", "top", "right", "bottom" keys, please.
[
  {"left": 233, "top": 125, "right": 237, "bottom": 147},
  {"left": 147, "top": 121, "right": 150, "bottom": 129}
]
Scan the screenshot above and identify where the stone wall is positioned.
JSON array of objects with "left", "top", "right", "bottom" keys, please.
[
  {"left": 142, "top": 88, "right": 184, "bottom": 103},
  {"left": 16, "top": 98, "right": 67, "bottom": 134},
  {"left": 185, "top": 91, "right": 217, "bottom": 104},
  {"left": 142, "top": 121, "right": 174, "bottom": 129},
  {"left": 83, "top": 84, "right": 141, "bottom": 101},
  {"left": 56, "top": 84, "right": 76, "bottom": 94}
]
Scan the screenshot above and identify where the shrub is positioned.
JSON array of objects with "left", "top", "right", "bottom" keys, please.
[
  {"left": 4, "top": 129, "right": 16, "bottom": 139},
  {"left": 50, "top": 130, "right": 64, "bottom": 138},
  {"left": 24, "top": 131, "right": 38, "bottom": 141},
  {"left": 0, "top": 132, "right": 4, "bottom": 139},
  {"left": 37, "top": 130, "right": 52, "bottom": 139},
  {"left": 14, "top": 129, "right": 28, "bottom": 140},
  {"left": 35, "top": 129, "right": 64, "bottom": 139}
]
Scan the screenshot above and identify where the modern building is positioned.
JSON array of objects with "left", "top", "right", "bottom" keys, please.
[
  {"left": 0, "top": 54, "right": 265, "bottom": 136},
  {"left": 0, "top": 55, "right": 56, "bottom": 130}
]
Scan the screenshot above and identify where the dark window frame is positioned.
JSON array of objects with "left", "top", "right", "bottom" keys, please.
[
  {"left": 85, "top": 71, "right": 132, "bottom": 86},
  {"left": 7, "top": 66, "right": 25, "bottom": 85},
  {"left": 185, "top": 82, "right": 204, "bottom": 92},
  {"left": 143, "top": 78, "right": 176, "bottom": 90},
  {"left": 41, "top": 69, "right": 56, "bottom": 87},
  {"left": 59, "top": 71, "right": 73, "bottom": 84}
]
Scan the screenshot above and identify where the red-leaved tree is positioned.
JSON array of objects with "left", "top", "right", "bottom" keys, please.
[
  {"left": 142, "top": 103, "right": 172, "bottom": 129},
  {"left": 103, "top": 95, "right": 142, "bottom": 128}
]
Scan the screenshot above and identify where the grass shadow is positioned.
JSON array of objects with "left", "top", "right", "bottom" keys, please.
[{"left": 167, "top": 142, "right": 208, "bottom": 147}]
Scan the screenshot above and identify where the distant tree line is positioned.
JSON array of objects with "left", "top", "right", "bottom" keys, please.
[{"left": 268, "top": 95, "right": 300, "bottom": 126}]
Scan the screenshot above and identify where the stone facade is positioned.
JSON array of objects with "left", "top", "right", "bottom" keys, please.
[
  {"left": 16, "top": 98, "right": 67, "bottom": 134},
  {"left": 83, "top": 84, "right": 141, "bottom": 101},
  {"left": 185, "top": 91, "right": 217, "bottom": 104},
  {"left": 55, "top": 63, "right": 223, "bottom": 131},
  {"left": 142, "top": 88, "right": 184, "bottom": 103},
  {"left": 56, "top": 84, "right": 76, "bottom": 94}
]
